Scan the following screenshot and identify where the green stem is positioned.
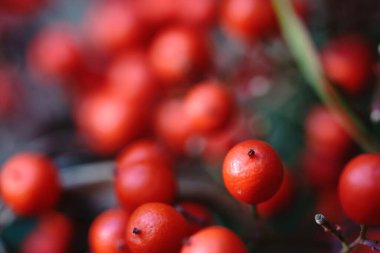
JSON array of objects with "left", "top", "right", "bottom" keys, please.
[{"left": 271, "top": 0, "right": 380, "bottom": 153}]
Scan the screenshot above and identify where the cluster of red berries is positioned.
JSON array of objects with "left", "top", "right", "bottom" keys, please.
[{"left": 1, "top": 0, "right": 380, "bottom": 253}]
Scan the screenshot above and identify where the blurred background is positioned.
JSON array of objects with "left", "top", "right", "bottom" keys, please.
[{"left": 1, "top": 0, "right": 380, "bottom": 252}]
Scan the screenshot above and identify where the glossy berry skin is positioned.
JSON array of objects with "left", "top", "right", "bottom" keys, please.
[
  {"left": 126, "top": 202, "right": 189, "bottom": 253},
  {"left": 0, "top": 153, "right": 60, "bottom": 216},
  {"left": 184, "top": 81, "right": 234, "bottom": 133},
  {"left": 89, "top": 209, "right": 130, "bottom": 253},
  {"left": 20, "top": 211, "right": 72, "bottom": 253},
  {"left": 257, "top": 169, "right": 295, "bottom": 218},
  {"left": 115, "top": 160, "right": 177, "bottom": 212},
  {"left": 321, "top": 35, "right": 373, "bottom": 93},
  {"left": 338, "top": 154, "right": 380, "bottom": 225},
  {"left": 181, "top": 226, "right": 248, "bottom": 253},
  {"left": 175, "top": 0, "right": 218, "bottom": 28},
  {"left": 223, "top": 140, "right": 284, "bottom": 204}
]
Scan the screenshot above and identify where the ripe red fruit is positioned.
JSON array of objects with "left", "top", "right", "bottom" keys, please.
[
  {"left": 0, "top": 153, "right": 61, "bottom": 216},
  {"left": 183, "top": 81, "right": 234, "bottom": 134},
  {"left": 89, "top": 209, "right": 130, "bottom": 253},
  {"left": 180, "top": 226, "right": 248, "bottom": 253},
  {"left": 126, "top": 202, "right": 189, "bottom": 253},
  {"left": 338, "top": 154, "right": 380, "bottom": 225},
  {"left": 74, "top": 89, "right": 145, "bottom": 155},
  {"left": 83, "top": 1, "right": 141, "bottom": 54},
  {"left": 304, "top": 105, "right": 352, "bottom": 159},
  {"left": 148, "top": 26, "right": 211, "bottom": 87},
  {"left": 321, "top": 35, "right": 373, "bottom": 93},
  {"left": 106, "top": 50, "right": 158, "bottom": 104},
  {"left": 221, "top": 0, "right": 277, "bottom": 41},
  {"left": 223, "top": 140, "right": 284, "bottom": 204},
  {"left": 154, "top": 98, "right": 193, "bottom": 155},
  {"left": 20, "top": 212, "right": 73, "bottom": 253},
  {"left": 116, "top": 139, "right": 172, "bottom": 170},
  {"left": 176, "top": 201, "right": 214, "bottom": 234},
  {"left": 27, "top": 24, "right": 83, "bottom": 81},
  {"left": 315, "top": 189, "right": 345, "bottom": 225},
  {"left": 257, "top": 168, "right": 295, "bottom": 218},
  {"left": 115, "top": 160, "right": 177, "bottom": 212}
]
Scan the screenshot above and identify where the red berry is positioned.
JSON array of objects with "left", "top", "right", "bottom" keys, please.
[
  {"left": 116, "top": 139, "right": 172, "bottom": 170},
  {"left": 338, "top": 154, "right": 380, "bottom": 225},
  {"left": 126, "top": 202, "right": 189, "bottom": 253},
  {"left": 223, "top": 140, "right": 284, "bottom": 204},
  {"left": 257, "top": 168, "right": 295, "bottom": 218},
  {"left": 27, "top": 24, "right": 83, "bottom": 81},
  {"left": 148, "top": 26, "right": 211, "bottom": 87},
  {"left": 321, "top": 35, "right": 373, "bottom": 93},
  {"left": 89, "top": 209, "right": 130, "bottom": 253},
  {"left": 74, "top": 89, "right": 145, "bottom": 155},
  {"left": 0, "top": 153, "right": 61, "bottom": 216},
  {"left": 115, "top": 160, "right": 177, "bottom": 212},
  {"left": 181, "top": 226, "right": 248, "bottom": 253},
  {"left": 304, "top": 105, "right": 352, "bottom": 159},
  {"left": 183, "top": 81, "right": 234, "bottom": 134}
]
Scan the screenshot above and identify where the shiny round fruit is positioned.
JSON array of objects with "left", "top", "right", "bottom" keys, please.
[
  {"left": 181, "top": 226, "right": 248, "bottom": 253},
  {"left": 321, "top": 35, "right": 373, "bottom": 93},
  {"left": 126, "top": 202, "right": 189, "bottom": 253},
  {"left": 223, "top": 140, "right": 284, "bottom": 204},
  {"left": 0, "top": 153, "right": 61, "bottom": 216},
  {"left": 115, "top": 160, "right": 177, "bottom": 212},
  {"left": 257, "top": 168, "right": 295, "bottom": 218},
  {"left": 184, "top": 81, "right": 234, "bottom": 133},
  {"left": 338, "top": 154, "right": 380, "bottom": 225},
  {"left": 89, "top": 209, "right": 130, "bottom": 253}
]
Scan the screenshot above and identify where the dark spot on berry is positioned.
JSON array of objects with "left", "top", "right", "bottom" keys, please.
[
  {"left": 132, "top": 227, "right": 141, "bottom": 234},
  {"left": 248, "top": 149, "right": 255, "bottom": 157}
]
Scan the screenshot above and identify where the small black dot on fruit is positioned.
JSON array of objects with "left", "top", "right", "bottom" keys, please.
[
  {"left": 248, "top": 149, "right": 255, "bottom": 157},
  {"left": 132, "top": 227, "right": 141, "bottom": 234}
]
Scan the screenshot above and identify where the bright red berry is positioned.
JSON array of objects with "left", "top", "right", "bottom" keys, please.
[{"left": 223, "top": 140, "right": 284, "bottom": 204}]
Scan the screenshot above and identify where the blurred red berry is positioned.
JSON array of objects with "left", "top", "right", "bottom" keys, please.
[{"left": 0, "top": 153, "right": 61, "bottom": 216}]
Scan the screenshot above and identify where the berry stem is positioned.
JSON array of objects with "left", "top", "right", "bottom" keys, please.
[
  {"left": 314, "top": 213, "right": 349, "bottom": 252},
  {"left": 348, "top": 225, "right": 380, "bottom": 252},
  {"left": 271, "top": 0, "right": 380, "bottom": 153}
]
